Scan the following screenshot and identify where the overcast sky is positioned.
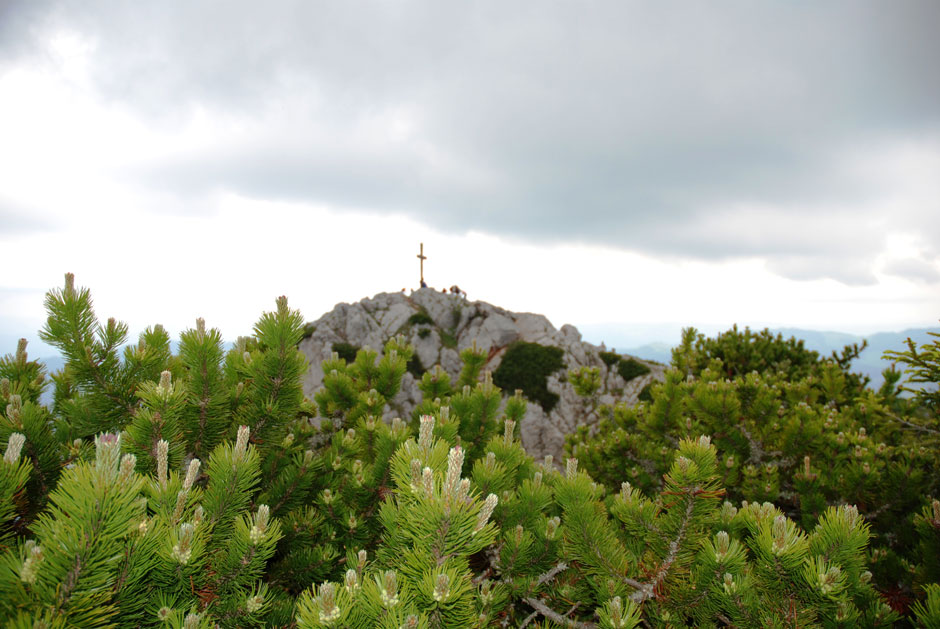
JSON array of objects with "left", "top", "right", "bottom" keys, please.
[{"left": 2, "top": 1, "right": 939, "bottom": 356}]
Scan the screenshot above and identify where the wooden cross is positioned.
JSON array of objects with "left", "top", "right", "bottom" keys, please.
[{"left": 417, "top": 243, "right": 427, "bottom": 286}]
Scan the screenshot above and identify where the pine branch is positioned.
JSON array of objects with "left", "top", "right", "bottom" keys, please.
[
  {"left": 622, "top": 574, "right": 648, "bottom": 594},
  {"left": 194, "top": 357, "right": 212, "bottom": 453},
  {"left": 520, "top": 609, "right": 539, "bottom": 627},
  {"left": 736, "top": 423, "right": 781, "bottom": 464},
  {"left": 269, "top": 461, "right": 311, "bottom": 516},
  {"left": 611, "top": 446, "right": 659, "bottom": 479},
  {"left": 472, "top": 565, "right": 494, "bottom": 585},
  {"left": 886, "top": 411, "right": 940, "bottom": 436},
  {"left": 864, "top": 500, "right": 895, "bottom": 521},
  {"left": 629, "top": 488, "right": 697, "bottom": 604},
  {"left": 522, "top": 597, "right": 595, "bottom": 628},
  {"left": 86, "top": 355, "right": 138, "bottom": 418},
  {"left": 535, "top": 561, "right": 568, "bottom": 588}
]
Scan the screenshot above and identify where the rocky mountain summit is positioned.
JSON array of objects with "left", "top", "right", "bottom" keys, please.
[{"left": 298, "top": 288, "right": 665, "bottom": 462}]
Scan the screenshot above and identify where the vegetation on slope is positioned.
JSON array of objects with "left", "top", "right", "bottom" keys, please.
[
  {"left": 0, "top": 275, "right": 937, "bottom": 627},
  {"left": 492, "top": 341, "right": 565, "bottom": 412}
]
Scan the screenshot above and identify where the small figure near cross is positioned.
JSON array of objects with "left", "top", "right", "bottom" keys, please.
[{"left": 417, "top": 243, "right": 428, "bottom": 288}]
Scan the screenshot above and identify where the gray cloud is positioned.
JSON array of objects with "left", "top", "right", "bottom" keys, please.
[
  {"left": 883, "top": 257, "right": 940, "bottom": 284},
  {"left": 0, "top": 1, "right": 50, "bottom": 64},
  {"left": 6, "top": 1, "right": 940, "bottom": 284}
]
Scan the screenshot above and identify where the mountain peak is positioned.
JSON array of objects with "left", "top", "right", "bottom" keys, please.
[{"left": 298, "top": 289, "right": 663, "bottom": 462}]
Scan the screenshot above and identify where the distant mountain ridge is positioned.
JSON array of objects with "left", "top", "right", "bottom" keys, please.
[{"left": 771, "top": 327, "right": 939, "bottom": 388}]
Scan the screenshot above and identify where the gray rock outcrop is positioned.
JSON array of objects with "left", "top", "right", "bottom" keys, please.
[{"left": 298, "top": 288, "right": 665, "bottom": 462}]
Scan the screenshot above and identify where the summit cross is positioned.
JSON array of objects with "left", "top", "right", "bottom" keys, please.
[{"left": 417, "top": 243, "right": 427, "bottom": 286}]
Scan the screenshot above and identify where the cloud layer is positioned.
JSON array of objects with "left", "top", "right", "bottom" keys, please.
[{"left": 4, "top": 0, "right": 940, "bottom": 284}]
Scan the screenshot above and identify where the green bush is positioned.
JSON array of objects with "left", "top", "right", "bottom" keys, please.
[
  {"left": 617, "top": 357, "right": 651, "bottom": 382},
  {"left": 331, "top": 342, "right": 360, "bottom": 363},
  {"left": 407, "top": 311, "right": 434, "bottom": 326},
  {"left": 406, "top": 353, "right": 426, "bottom": 379},
  {"left": 439, "top": 329, "right": 457, "bottom": 349},
  {"left": 493, "top": 341, "right": 564, "bottom": 412},
  {"left": 417, "top": 328, "right": 431, "bottom": 340},
  {"left": 300, "top": 322, "right": 317, "bottom": 342},
  {"left": 673, "top": 325, "right": 867, "bottom": 387},
  {"left": 567, "top": 324, "right": 940, "bottom": 613},
  {"left": 599, "top": 350, "right": 621, "bottom": 367}
]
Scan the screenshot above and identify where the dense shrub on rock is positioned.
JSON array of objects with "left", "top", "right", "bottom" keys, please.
[{"left": 492, "top": 341, "right": 564, "bottom": 412}]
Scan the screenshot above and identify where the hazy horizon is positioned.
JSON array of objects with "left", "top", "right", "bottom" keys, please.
[{"left": 4, "top": 292, "right": 936, "bottom": 364}]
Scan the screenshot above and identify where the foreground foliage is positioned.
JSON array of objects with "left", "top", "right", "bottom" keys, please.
[
  {"left": 0, "top": 275, "right": 937, "bottom": 627},
  {"left": 568, "top": 325, "right": 940, "bottom": 623}
]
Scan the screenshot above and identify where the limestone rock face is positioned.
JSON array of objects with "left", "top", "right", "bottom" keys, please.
[{"left": 299, "top": 288, "right": 665, "bottom": 462}]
